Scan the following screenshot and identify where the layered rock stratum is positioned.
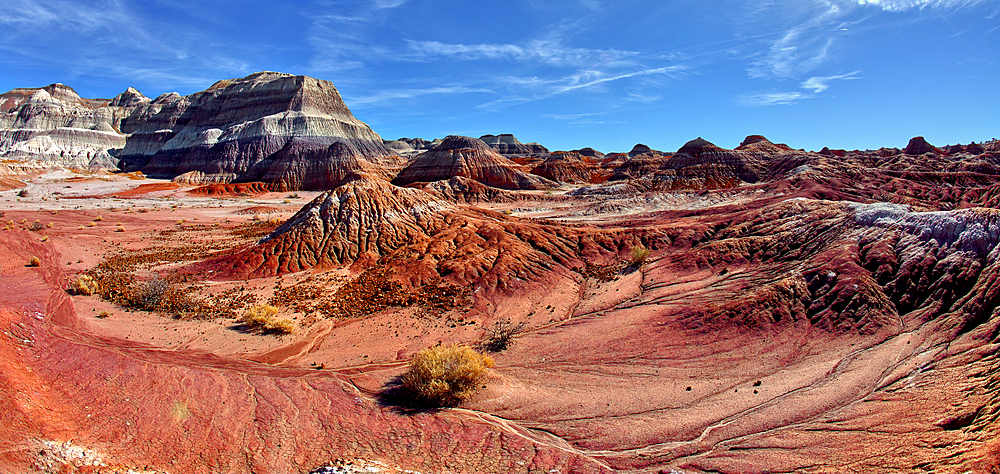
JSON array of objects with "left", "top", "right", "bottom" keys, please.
[
  {"left": 1, "top": 72, "right": 395, "bottom": 190},
  {"left": 0, "top": 84, "right": 159, "bottom": 169},
  {"left": 116, "top": 72, "right": 394, "bottom": 190}
]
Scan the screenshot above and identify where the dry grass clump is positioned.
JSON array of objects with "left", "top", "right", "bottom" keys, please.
[
  {"left": 70, "top": 275, "right": 99, "bottom": 296},
  {"left": 479, "top": 318, "right": 526, "bottom": 353},
  {"left": 241, "top": 304, "right": 294, "bottom": 334},
  {"left": 27, "top": 256, "right": 41, "bottom": 267},
  {"left": 401, "top": 344, "right": 493, "bottom": 407}
]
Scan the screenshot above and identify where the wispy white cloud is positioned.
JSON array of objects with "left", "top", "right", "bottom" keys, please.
[
  {"left": 405, "top": 39, "right": 639, "bottom": 68},
  {"left": 854, "top": 0, "right": 990, "bottom": 12},
  {"left": 349, "top": 86, "right": 494, "bottom": 106},
  {"left": 551, "top": 66, "right": 688, "bottom": 94},
  {"left": 739, "top": 91, "right": 807, "bottom": 106},
  {"left": 747, "top": 0, "right": 990, "bottom": 81},
  {"left": 801, "top": 71, "right": 860, "bottom": 93},
  {"left": 740, "top": 70, "right": 861, "bottom": 105},
  {"left": 477, "top": 65, "right": 687, "bottom": 110},
  {"left": 373, "top": 0, "right": 406, "bottom": 9},
  {"left": 544, "top": 112, "right": 606, "bottom": 120}
]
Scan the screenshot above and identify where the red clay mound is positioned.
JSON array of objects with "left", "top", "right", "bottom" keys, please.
[
  {"left": 392, "top": 135, "right": 557, "bottom": 190},
  {"left": 188, "top": 182, "right": 272, "bottom": 196},
  {"left": 0, "top": 177, "right": 25, "bottom": 190},
  {"left": 531, "top": 151, "right": 601, "bottom": 184},
  {"left": 195, "top": 176, "right": 632, "bottom": 292},
  {"left": 410, "top": 175, "right": 520, "bottom": 203},
  {"left": 107, "top": 182, "right": 180, "bottom": 198}
]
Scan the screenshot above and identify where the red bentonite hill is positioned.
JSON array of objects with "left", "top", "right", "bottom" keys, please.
[{"left": 1, "top": 73, "right": 999, "bottom": 474}]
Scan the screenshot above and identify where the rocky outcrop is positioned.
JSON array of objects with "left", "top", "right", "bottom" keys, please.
[
  {"left": 383, "top": 139, "right": 418, "bottom": 155},
  {"left": 395, "top": 137, "right": 442, "bottom": 151},
  {"left": 117, "top": 72, "right": 393, "bottom": 190},
  {"left": 479, "top": 134, "right": 549, "bottom": 155},
  {"left": 572, "top": 147, "right": 605, "bottom": 159},
  {"left": 904, "top": 136, "right": 943, "bottom": 155},
  {"left": 531, "top": 151, "right": 601, "bottom": 184},
  {"left": 415, "top": 176, "right": 520, "bottom": 203},
  {"left": 392, "top": 136, "right": 556, "bottom": 190},
  {"left": 201, "top": 175, "right": 619, "bottom": 291},
  {"left": 627, "top": 144, "right": 658, "bottom": 157},
  {"left": 660, "top": 136, "right": 778, "bottom": 183}
]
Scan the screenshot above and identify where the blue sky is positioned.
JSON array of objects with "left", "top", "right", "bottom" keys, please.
[{"left": 0, "top": 0, "right": 996, "bottom": 153}]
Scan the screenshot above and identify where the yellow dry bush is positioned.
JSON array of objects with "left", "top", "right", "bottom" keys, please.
[
  {"left": 70, "top": 275, "right": 99, "bottom": 296},
  {"left": 401, "top": 344, "right": 494, "bottom": 407},
  {"left": 27, "top": 256, "right": 41, "bottom": 267},
  {"left": 242, "top": 304, "right": 278, "bottom": 329},
  {"left": 267, "top": 318, "right": 295, "bottom": 334}
]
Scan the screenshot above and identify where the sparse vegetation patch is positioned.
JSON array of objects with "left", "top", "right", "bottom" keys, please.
[{"left": 400, "top": 344, "right": 493, "bottom": 407}]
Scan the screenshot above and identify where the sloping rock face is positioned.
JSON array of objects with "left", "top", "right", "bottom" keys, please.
[
  {"left": 0, "top": 84, "right": 158, "bottom": 169},
  {"left": 117, "top": 72, "right": 393, "bottom": 190},
  {"left": 392, "top": 136, "right": 556, "bottom": 190},
  {"left": 479, "top": 134, "right": 549, "bottom": 155}
]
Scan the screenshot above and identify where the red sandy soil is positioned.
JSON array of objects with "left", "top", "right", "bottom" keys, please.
[
  {"left": 188, "top": 182, "right": 272, "bottom": 197},
  {"left": 105, "top": 182, "right": 180, "bottom": 198},
  {"left": 0, "top": 171, "right": 998, "bottom": 473}
]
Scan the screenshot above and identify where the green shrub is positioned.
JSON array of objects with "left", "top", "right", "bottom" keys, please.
[
  {"left": 629, "top": 245, "right": 650, "bottom": 267},
  {"left": 401, "top": 344, "right": 493, "bottom": 407},
  {"left": 27, "top": 256, "right": 41, "bottom": 267}
]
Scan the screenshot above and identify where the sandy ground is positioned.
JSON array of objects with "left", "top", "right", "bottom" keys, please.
[{"left": 1, "top": 168, "right": 997, "bottom": 473}]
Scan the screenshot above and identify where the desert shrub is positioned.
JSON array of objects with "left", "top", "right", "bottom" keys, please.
[
  {"left": 133, "top": 278, "right": 169, "bottom": 310},
  {"left": 93, "top": 215, "right": 103, "bottom": 222},
  {"left": 70, "top": 275, "right": 99, "bottom": 296},
  {"left": 241, "top": 304, "right": 293, "bottom": 333},
  {"left": 629, "top": 244, "right": 650, "bottom": 267},
  {"left": 29, "top": 220, "right": 45, "bottom": 231},
  {"left": 401, "top": 344, "right": 494, "bottom": 407},
  {"left": 268, "top": 318, "right": 295, "bottom": 334},
  {"left": 479, "top": 318, "right": 526, "bottom": 353},
  {"left": 27, "top": 256, "right": 41, "bottom": 267},
  {"left": 242, "top": 304, "right": 278, "bottom": 328}
]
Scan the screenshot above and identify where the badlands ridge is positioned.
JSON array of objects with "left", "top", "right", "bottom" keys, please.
[{"left": 0, "top": 72, "right": 999, "bottom": 473}]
